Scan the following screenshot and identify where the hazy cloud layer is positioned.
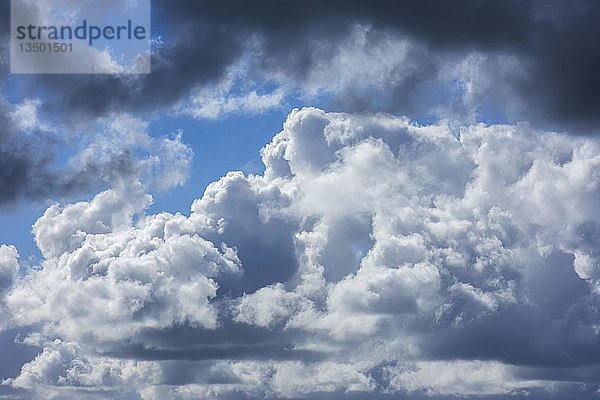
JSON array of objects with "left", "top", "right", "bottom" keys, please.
[{"left": 2, "top": 108, "right": 600, "bottom": 398}]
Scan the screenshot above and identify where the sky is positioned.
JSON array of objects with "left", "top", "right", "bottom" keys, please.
[{"left": 2, "top": 0, "right": 600, "bottom": 399}]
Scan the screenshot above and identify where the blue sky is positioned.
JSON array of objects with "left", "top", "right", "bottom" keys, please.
[{"left": 145, "top": 110, "right": 297, "bottom": 213}]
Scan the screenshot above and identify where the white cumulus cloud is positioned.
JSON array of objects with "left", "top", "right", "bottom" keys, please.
[{"left": 2, "top": 108, "right": 600, "bottom": 399}]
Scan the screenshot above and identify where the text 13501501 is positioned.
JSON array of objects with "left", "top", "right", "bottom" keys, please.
[{"left": 19, "top": 42, "right": 73, "bottom": 53}]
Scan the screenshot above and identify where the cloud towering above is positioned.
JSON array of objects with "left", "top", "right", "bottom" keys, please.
[{"left": 2, "top": 108, "right": 600, "bottom": 399}]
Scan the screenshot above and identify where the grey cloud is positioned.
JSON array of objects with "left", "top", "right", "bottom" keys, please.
[
  {"left": 4, "top": 0, "right": 600, "bottom": 397},
  {"left": 4, "top": 0, "right": 599, "bottom": 131},
  {"left": 0, "top": 106, "right": 106, "bottom": 205},
  {"left": 0, "top": 101, "right": 192, "bottom": 206},
  {"left": 151, "top": 0, "right": 600, "bottom": 132},
  {"left": 107, "top": 343, "right": 323, "bottom": 363},
  {"left": 0, "top": 245, "right": 19, "bottom": 331}
]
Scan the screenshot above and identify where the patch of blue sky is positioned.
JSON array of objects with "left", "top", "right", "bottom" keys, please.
[
  {"left": 0, "top": 203, "right": 43, "bottom": 263},
  {"left": 146, "top": 108, "right": 291, "bottom": 215}
]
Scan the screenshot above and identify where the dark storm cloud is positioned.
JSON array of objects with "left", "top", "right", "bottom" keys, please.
[
  {"left": 25, "top": 0, "right": 532, "bottom": 115},
  {"left": 3, "top": 0, "right": 597, "bottom": 131},
  {"left": 156, "top": 0, "right": 600, "bottom": 132},
  {"left": 41, "top": 29, "right": 243, "bottom": 118}
]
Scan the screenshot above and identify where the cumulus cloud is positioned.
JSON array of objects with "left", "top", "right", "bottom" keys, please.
[
  {"left": 10, "top": 180, "right": 240, "bottom": 343},
  {"left": 2, "top": 108, "right": 600, "bottom": 398},
  {"left": 6, "top": 339, "right": 160, "bottom": 399}
]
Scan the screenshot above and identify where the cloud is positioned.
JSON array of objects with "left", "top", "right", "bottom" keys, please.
[
  {"left": 2, "top": 0, "right": 599, "bottom": 131},
  {"left": 9, "top": 180, "right": 241, "bottom": 343},
  {"left": 2, "top": 108, "right": 600, "bottom": 398},
  {"left": 6, "top": 339, "right": 160, "bottom": 400},
  {"left": 0, "top": 100, "right": 193, "bottom": 205},
  {"left": 175, "top": 67, "right": 286, "bottom": 119},
  {"left": 3, "top": 1, "right": 600, "bottom": 398}
]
